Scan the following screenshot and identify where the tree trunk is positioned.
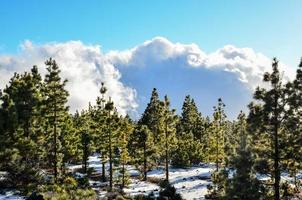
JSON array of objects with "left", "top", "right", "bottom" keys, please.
[
  {"left": 54, "top": 101, "right": 58, "bottom": 183},
  {"left": 294, "top": 171, "right": 297, "bottom": 189},
  {"left": 143, "top": 143, "right": 147, "bottom": 181},
  {"left": 273, "top": 91, "right": 280, "bottom": 200},
  {"left": 108, "top": 113, "right": 113, "bottom": 191},
  {"left": 122, "top": 162, "right": 125, "bottom": 188},
  {"left": 102, "top": 156, "right": 106, "bottom": 182},
  {"left": 83, "top": 143, "right": 87, "bottom": 174},
  {"left": 216, "top": 130, "right": 219, "bottom": 172},
  {"left": 165, "top": 121, "right": 169, "bottom": 182},
  {"left": 274, "top": 129, "right": 280, "bottom": 200}
]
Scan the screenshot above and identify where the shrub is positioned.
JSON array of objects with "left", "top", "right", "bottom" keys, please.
[
  {"left": 37, "top": 177, "right": 97, "bottom": 200},
  {"left": 158, "top": 179, "right": 169, "bottom": 188},
  {"left": 158, "top": 183, "right": 182, "bottom": 200}
]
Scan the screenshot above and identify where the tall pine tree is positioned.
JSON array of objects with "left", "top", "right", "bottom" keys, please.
[
  {"left": 43, "top": 58, "right": 69, "bottom": 183},
  {"left": 93, "top": 82, "right": 109, "bottom": 182},
  {"left": 118, "top": 115, "right": 133, "bottom": 188},
  {"left": 0, "top": 66, "right": 44, "bottom": 188},
  {"left": 161, "top": 95, "right": 177, "bottom": 181},
  {"left": 224, "top": 112, "right": 264, "bottom": 200},
  {"left": 128, "top": 124, "right": 156, "bottom": 181},
  {"left": 248, "top": 58, "right": 289, "bottom": 200},
  {"left": 207, "top": 98, "right": 227, "bottom": 171},
  {"left": 140, "top": 88, "right": 163, "bottom": 145}
]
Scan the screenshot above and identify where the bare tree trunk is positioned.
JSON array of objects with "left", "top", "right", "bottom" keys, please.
[
  {"left": 165, "top": 121, "right": 169, "bottom": 182},
  {"left": 122, "top": 162, "right": 125, "bottom": 188},
  {"left": 108, "top": 113, "right": 113, "bottom": 191},
  {"left": 102, "top": 155, "right": 106, "bottom": 182},
  {"left": 83, "top": 142, "right": 87, "bottom": 174},
  {"left": 54, "top": 101, "right": 58, "bottom": 183},
  {"left": 216, "top": 135, "right": 219, "bottom": 172},
  {"left": 143, "top": 143, "right": 147, "bottom": 181},
  {"left": 274, "top": 90, "right": 280, "bottom": 200}
]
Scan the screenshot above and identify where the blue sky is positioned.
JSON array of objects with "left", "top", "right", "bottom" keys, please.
[
  {"left": 0, "top": 1, "right": 301, "bottom": 118},
  {"left": 1, "top": 0, "right": 301, "bottom": 67}
]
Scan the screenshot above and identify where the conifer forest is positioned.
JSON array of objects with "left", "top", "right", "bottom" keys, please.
[
  {"left": 0, "top": 57, "right": 301, "bottom": 200},
  {"left": 1, "top": 1, "right": 302, "bottom": 200}
]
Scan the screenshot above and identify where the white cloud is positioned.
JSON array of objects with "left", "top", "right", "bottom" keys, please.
[
  {"left": 105, "top": 37, "right": 295, "bottom": 118},
  {"left": 107, "top": 37, "right": 294, "bottom": 90},
  {"left": 0, "top": 37, "right": 295, "bottom": 118},
  {"left": 107, "top": 37, "right": 207, "bottom": 69},
  {"left": 0, "top": 40, "right": 138, "bottom": 116}
]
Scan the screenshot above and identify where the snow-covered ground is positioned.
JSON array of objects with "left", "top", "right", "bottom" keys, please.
[
  {"left": 0, "top": 192, "right": 24, "bottom": 200},
  {"left": 67, "top": 155, "right": 302, "bottom": 200},
  {"left": 2, "top": 154, "right": 300, "bottom": 200},
  {"left": 147, "top": 165, "right": 214, "bottom": 200},
  {"left": 67, "top": 155, "right": 214, "bottom": 199},
  {"left": 124, "top": 179, "right": 160, "bottom": 197}
]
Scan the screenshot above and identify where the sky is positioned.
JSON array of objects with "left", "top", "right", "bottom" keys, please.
[{"left": 0, "top": 0, "right": 301, "bottom": 119}]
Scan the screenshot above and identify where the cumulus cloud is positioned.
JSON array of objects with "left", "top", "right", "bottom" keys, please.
[
  {"left": 107, "top": 37, "right": 294, "bottom": 90},
  {"left": 0, "top": 40, "right": 138, "bottom": 115},
  {"left": 106, "top": 37, "right": 295, "bottom": 118},
  {"left": 0, "top": 37, "right": 295, "bottom": 118}
]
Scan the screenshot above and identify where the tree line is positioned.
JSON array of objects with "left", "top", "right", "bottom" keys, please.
[{"left": 0, "top": 57, "right": 301, "bottom": 199}]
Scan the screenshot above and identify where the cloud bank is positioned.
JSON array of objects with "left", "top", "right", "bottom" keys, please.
[
  {"left": 107, "top": 37, "right": 293, "bottom": 89},
  {"left": 0, "top": 37, "right": 294, "bottom": 118},
  {"left": 0, "top": 41, "right": 137, "bottom": 116}
]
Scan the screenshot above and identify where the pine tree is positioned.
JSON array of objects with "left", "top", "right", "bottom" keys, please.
[
  {"left": 161, "top": 95, "right": 178, "bottom": 181},
  {"left": 78, "top": 110, "right": 93, "bottom": 174},
  {"left": 171, "top": 131, "right": 203, "bottom": 167},
  {"left": 104, "top": 97, "right": 119, "bottom": 191},
  {"left": 283, "top": 58, "right": 302, "bottom": 190},
  {"left": 0, "top": 66, "right": 44, "bottom": 187},
  {"left": 140, "top": 88, "right": 163, "bottom": 144},
  {"left": 118, "top": 115, "right": 133, "bottom": 188},
  {"left": 248, "top": 58, "right": 289, "bottom": 200},
  {"left": 72, "top": 110, "right": 85, "bottom": 163},
  {"left": 43, "top": 58, "right": 69, "bottom": 183},
  {"left": 177, "top": 95, "right": 204, "bottom": 140},
  {"left": 223, "top": 120, "right": 237, "bottom": 168},
  {"left": 173, "top": 95, "right": 204, "bottom": 167},
  {"left": 128, "top": 124, "right": 156, "bottom": 181},
  {"left": 201, "top": 116, "right": 211, "bottom": 161},
  {"left": 60, "top": 113, "right": 77, "bottom": 176},
  {"left": 93, "top": 82, "right": 109, "bottom": 182},
  {"left": 139, "top": 88, "right": 166, "bottom": 169},
  {"left": 72, "top": 107, "right": 94, "bottom": 175},
  {"left": 207, "top": 98, "right": 227, "bottom": 171},
  {"left": 224, "top": 112, "right": 264, "bottom": 200},
  {"left": 81, "top": 131, "right": 91, "bottom": 174}
]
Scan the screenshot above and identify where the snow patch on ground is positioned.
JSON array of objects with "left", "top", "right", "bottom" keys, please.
[
  {"left": 2, "top": 155, "right": 302, "bottom": 200},
  {"left": 124, "top": 179, "right": 160, "bottom": 197},
  {"left": 148, "top": 166, "right": 214, "bottom": 200},
  {"left": 67, "top": 155, "right": 302, "bottom": 200},
  {"left": 68, "top": 155, "right": 214, "bottom": 199},
  {"left": 0, "top": 192, "right": 24, "bottom": 200}
]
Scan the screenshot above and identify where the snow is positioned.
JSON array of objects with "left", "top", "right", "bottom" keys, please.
[
  {"left": 66, "top": 155, "right": 302, "bottom": 200},
  {"left": 0, "top": 172, "right": 8, "bottom": 182},
  {"left": 2, "top": 155, "right": 301, "bottom": 200},
  {"left": 257, "top": 172, "right": 302, "bottom": 184},
  {"left": 256, "top": 173, "right": 271, "bottom": 181},
  {"left": 67, "top": 155, "right": 214, "bottom": 199},
  {"left": 124, "top": 180, "right": 160, "bottom": 197},
  {"left": 147, "top": 166, "right": 213, "bottom": 200},
  {"left": 0, "top": 192, "right": 24, "bottom": 200}
]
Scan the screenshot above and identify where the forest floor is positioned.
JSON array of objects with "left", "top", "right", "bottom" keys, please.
[
  {"left": 69, "top": 153, "right": 214, "bottom": 200},
  {"left": 70, "top": 154, "right": 302, "bottom": 200},
  {"left": 0, "top": 191, "right": 23, "bottom": 200},
  {"left": 1, "top": 154, "right": 301, "bottom": 200}
]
